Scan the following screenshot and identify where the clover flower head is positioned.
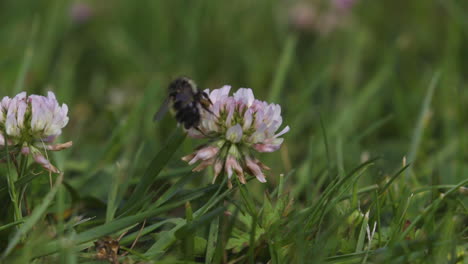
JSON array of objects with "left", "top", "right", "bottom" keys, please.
[
  {"left": 0, "top": 91, "right": 72, "bottom": 173},
  {"left": 182, "top": 86, "right": 289, "bottom": 187}
]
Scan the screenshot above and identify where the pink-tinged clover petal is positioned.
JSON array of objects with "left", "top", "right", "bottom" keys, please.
[
  {"left": 275, "top": 126, "right": 290, "bottom": 138},
  {"left": 33, "top": 153, "right": 60, "bottom": 173},
  {"left": 243, "top": 109, "right": 253, "bottom": 130},
  {"left": 0, "top": 96, "right": 11, "bottom": 123},
  {"left": 182, "top": 153, "right": 196, "bottom": 163},
  {"left": 231, "top": 158, "right": 246, "bottom": 184},
  {"left": 209, "top": 85, "right": 231, "bottom": 103},
  {"left": 47, "top": 91, "right": 56, "bottom": 101},
  {"left": 249, "top": 123, "right": 267, "bottom": 143},
  {"left": 1, "top": 96, "right": 11, "bottom": 108},
  {"left": 225, "top": 156, "right": 235, "bottom": 179},
  {"left": 212, "top": 159, "right": 223, "bottom": 183},
  {"left": 16, "top": 100, "right": 28, "bottom": 129},
  {"left": 225, "top": 99, "right": 235, "bottom": 126},
  {"left": 186, "top": 129, "right": 205, "bottom": 139},
  {"left": 246, "top": 157, "right": 267, "bottom": 183},
  {"left": 193, "top": 159, "right": 214, "bottom": 172},
  {"left": 6, "top": 113, "right": 20, "bottom": 137},
  {"left": 224, "top": 155, "right": 245, "bottom": 182},
  {"left": 233, "top": 88, "right": 255, "bottom": 107},
  {"left": 44, "top": 141, "right": 73, "bottom": 151},
  {"left": 254, "top": 109, "right": 265, "bottom": 129},
  {"left": 189, "top": 146, "right": 219, "bottom": 165},
  {"left": 226, "top": 124, "right": 243, "bottom": 143},
  {"left": 253, "top": 140, "right": 283, "bottom": 152}
]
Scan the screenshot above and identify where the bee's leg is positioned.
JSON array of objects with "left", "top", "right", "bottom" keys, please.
[
  {"left": 195, "top": 126, "right": 213, "bottom": 138},
  {"left": 202, "top": 92, "right": 213, "bottom": 105},
  {"left": 200, "top": 92, "right": 215, "bottom": 115},
  {"left": 202, "top": 105, "right": 215, "bottom": 115}
]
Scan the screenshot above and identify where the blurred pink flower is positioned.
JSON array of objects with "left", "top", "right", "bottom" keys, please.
[
  {"left": 0, "top": 91, "right": 72, "bottom": 173},
  {"left": 70, "top": 2, "right": 94, "bottom": 25},
  {"left": 333, "top": 0, "right": 357, "bottom": 11},
  {"left": 288, "top": 0, "right": 358, "bottom": 35},
  {"left": 182, "top": 86, "right": 289, "bottom": 187}
]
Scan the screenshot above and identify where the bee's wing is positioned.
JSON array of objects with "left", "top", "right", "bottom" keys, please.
[{"left": 153, "top": 97, "right": 170, "bottom": 121}]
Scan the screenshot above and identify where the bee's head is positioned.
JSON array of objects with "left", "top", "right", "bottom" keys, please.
[{"left": 170, "top": 77, "right": 197, "bottom": 93}]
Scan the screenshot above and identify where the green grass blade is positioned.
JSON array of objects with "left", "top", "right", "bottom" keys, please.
[
  {"left": 32, "top": 186, "right": 209, "bottom": 258},
  {"left": 205, "top": 216, "right": 220, "bottom": 264},
  {"left": 248, "top": 213, "right": 258, "bottom": 264},
  {"left": 182, "top": 202, "right": 194, "bottom": 260},
  {"left": 119, "top": 219, "right": 179, "bottom": 245},
  {"left": 105, "top": 164, "right": 122, "bottom": 223},
  {"left": 319, "top": 112, "right": 331, "bottom": 170},
  {"left": 2, "top": 173, "right": 64, "bottom": 259},
  {"left": 175, "top": 206, "right": 224, "bottom": 239},
  {"left": 0, "top": 170, "right": 43, "bottom": 195},
  {"left": 0, "top": 220, "right": 24, "bottom": 232},
  {"left": 406, "top": 72, "right": 440, "bottom": 180},
  {"left": 152, "top": 172, "right": 196, "bottom": 208},
  {"left": 120, "top": 128, "right": 186, "bottom": 213},
  {"left": 13, "top": 18, "right": 38, "bottom": 94},
  {"left": 268, "top": 34, "right": 297, "bottom": 103},
  {"left": 379, "top": 164, "right": 411, "bottom": 195},
  {"left": 144, "top": 219, "right": 187, "bottom": 258},
  {"left": 355, "top": 211, "right": 369, "bottom": 253},
  {"left": 397, "top": 178, "right": 468, "bottom": 241}
]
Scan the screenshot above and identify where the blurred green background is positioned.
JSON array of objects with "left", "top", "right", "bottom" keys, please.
[
  {"left": 0, "top": 0, "right": 467, "bottom": 262},
  {"left": 0, "top": 0, "right": 467, "bottom": 242}
]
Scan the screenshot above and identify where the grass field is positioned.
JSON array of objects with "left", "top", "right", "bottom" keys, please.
[{"left": 0, "top": 0, "right": 467, "bottom": 263}]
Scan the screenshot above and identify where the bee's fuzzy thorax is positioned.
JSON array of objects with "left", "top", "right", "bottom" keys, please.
[{"left": 155, "top": 77, "right": 213, "bottom": 130}]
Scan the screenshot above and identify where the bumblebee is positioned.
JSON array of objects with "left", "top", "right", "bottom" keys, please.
[{"left": 154, "top": 77, "right": 213, "bottom": 129}]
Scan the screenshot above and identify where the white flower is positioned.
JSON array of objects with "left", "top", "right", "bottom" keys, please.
[
  {"left": 5, "top": 92, "right": 27, "bottom": 137},
  {"left": 0, "top": 91, "right": 72, "bottom": 173},
  {"left": 182, "top": 86, "right": 289, "bottom": 187},
  {"left": 30, "top": 92, "right": 69, "bottom": 140}
]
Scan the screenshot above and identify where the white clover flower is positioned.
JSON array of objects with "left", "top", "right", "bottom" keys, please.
[
  {"left": 0, "top": 91, "right": 72, "bottom": 173},
  {"left": 182, "top": 86, "right": 289, "bottom": 187},
  {"left": 30, "top": 92, "right": 69, "bottom": 140}
]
